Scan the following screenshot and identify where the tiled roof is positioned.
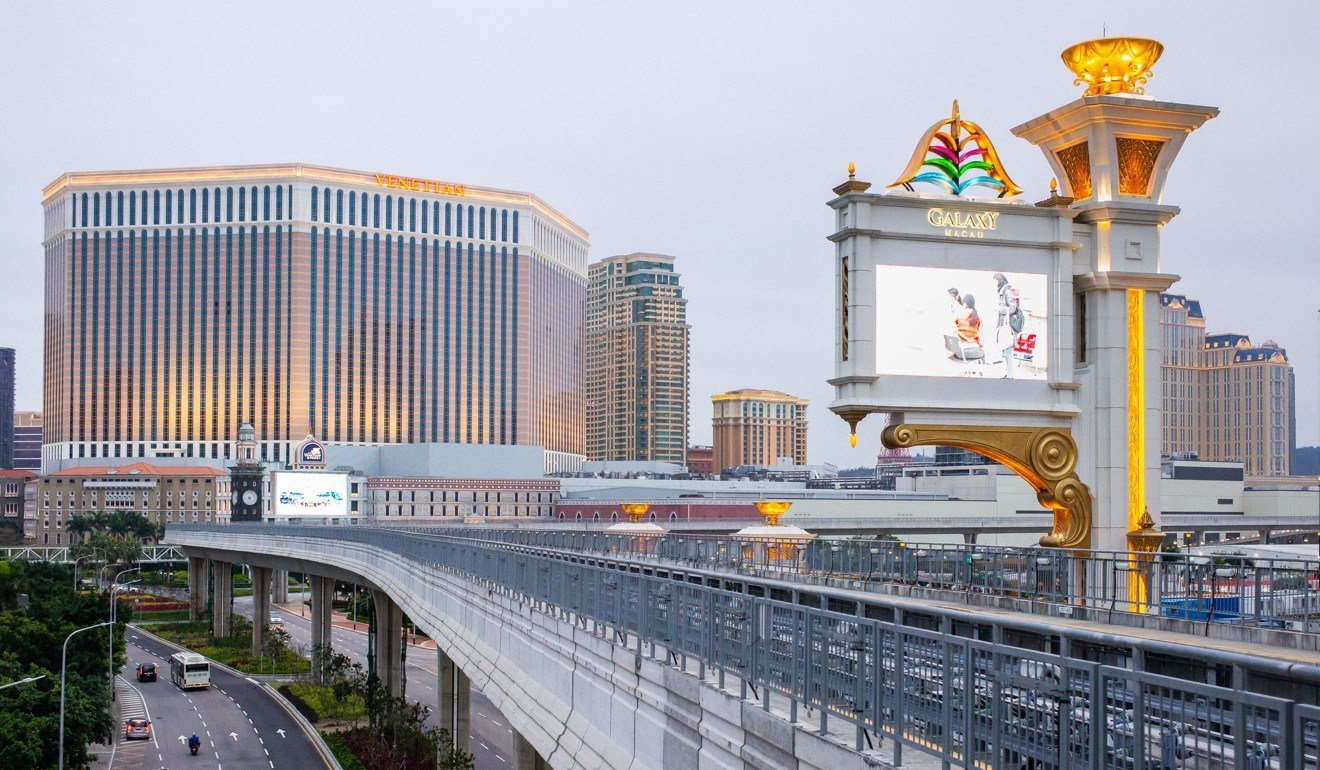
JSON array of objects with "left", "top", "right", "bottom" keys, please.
[{"left": 50, "top": 462, "right": 226, "bottom": 477}]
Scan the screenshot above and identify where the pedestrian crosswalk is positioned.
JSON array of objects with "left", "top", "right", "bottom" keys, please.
[{"left": 115, "top": 676, "right": 149, "bottom": 737}]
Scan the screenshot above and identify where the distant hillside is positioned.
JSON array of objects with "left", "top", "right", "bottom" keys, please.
[{"left": 1296, "top": 446, "right": 1319, "bottom": 476}]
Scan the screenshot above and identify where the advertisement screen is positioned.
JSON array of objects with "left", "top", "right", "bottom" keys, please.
[
  {"left": 874, "top": 266, "right": 1048, "bottom": 380},
  {"left": 272, "top": 471, "right": 350, "bottom": 517}
]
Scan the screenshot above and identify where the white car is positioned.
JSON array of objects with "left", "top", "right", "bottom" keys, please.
[{"left": 270, "top": 616, "right": 285, "bottom": 629}]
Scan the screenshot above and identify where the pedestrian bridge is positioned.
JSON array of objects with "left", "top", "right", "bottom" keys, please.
[{"left": 165, "top": 525, "right": 1320, "bottom": 770}]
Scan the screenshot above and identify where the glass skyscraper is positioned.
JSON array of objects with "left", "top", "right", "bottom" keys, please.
[{"left": 42, "top": 164, "right": 588, "bottom": 471}]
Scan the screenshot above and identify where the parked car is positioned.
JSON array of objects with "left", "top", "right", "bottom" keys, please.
[
  {"left": 136, "top": 663, "right": 157, "bottom": 682},
  {"left": 124, "top": 718, "right": 152, "bottom": 740}
]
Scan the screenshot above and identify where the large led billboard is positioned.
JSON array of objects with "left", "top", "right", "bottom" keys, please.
[
  {"left": 873, "top": 266, "right": 1048, "bottom": 380},
  {"left": 272, "top": 471, "right": 350, "bottom": 517}
]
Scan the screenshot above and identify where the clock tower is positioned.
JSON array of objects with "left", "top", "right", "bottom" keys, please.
[{"left": 229, "top": 422, "right": 265, "bottom": 522}]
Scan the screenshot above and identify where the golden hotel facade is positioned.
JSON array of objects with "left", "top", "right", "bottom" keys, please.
[{"left": 41, "top": 165, "right": 588, "bottom": 472}]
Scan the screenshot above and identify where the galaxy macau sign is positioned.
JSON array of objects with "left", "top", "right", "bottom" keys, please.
[{"left": 826, "top": 40, "right": 1217, "bottom": 555}]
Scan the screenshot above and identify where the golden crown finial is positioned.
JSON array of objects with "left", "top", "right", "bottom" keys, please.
[
  {"left": 848, "top": 161, "right": 856, "bottom": 178},
  {"left": 1061, "top": 37, "right": 1164, "bottom": 96},
  {"left": 1050, "top": 176, "right": 1058, "bottom": 193}
]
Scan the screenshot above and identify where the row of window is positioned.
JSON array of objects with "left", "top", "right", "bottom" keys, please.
[
  {"left": 73, "top": 187, "right": 292, "bottom": 228},
  {"left": 309, "top": 187, "right": 520, "bottom": 243}
]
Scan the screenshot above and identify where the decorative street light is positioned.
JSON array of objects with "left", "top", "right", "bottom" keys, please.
[
  {"left": 60, "top": 621, "right": 113, "bottom": 770},
  {"left": 72, "top": 551, "right": 103, "bottom": 591}
]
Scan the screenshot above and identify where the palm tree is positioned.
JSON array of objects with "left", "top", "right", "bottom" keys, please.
[
  {"left": 107, "top": 510, "right": 135, "bottom": 538},
  {"left": 66, "top": 515, "right": 94, "bottom": 544}
]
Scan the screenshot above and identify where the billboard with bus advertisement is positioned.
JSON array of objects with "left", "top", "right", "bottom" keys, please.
[{"left": 271, "top": 471, "right": 350, "bottom": 517}]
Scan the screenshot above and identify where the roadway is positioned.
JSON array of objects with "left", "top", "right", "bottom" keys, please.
[
  {"left": 232, "top": 592, "right": 515, "bottom": 768},
  {"left": 112, "top": 624, "right": 330, "bottom": 770}
]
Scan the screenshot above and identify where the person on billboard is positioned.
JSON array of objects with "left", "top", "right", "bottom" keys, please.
[
  {"left": 993, "top": 273, "right": 1024, "bottom": 378},
  {"left": 943, "top": 291, "right": 984, "bottom": 363}
]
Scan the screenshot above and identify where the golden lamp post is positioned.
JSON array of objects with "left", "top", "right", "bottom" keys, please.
[
  {"left": 733, "top": 501, "right": 816, "bottom": 568},
  {"left": 1125, "top": 509, "right": 1165, "bottom": 612},
  {"left": 605, "top": 502, "right": 667, "bottom": 553}
]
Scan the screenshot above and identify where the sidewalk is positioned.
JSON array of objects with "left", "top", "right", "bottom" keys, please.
[{"left": 272, "top": 598, "right": 438, "bottom": 650}]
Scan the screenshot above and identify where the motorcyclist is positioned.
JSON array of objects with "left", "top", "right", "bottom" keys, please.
[{"left": 188, "top": 733, "right": 201, "bottom": 755}]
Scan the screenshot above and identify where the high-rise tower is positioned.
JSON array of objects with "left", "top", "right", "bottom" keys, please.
[{"left": 585, "top": 254, "right": 689, "bottom": 463}]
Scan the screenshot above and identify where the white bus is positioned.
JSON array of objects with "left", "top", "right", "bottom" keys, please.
[{"left": 169, "top": 652, "right": 210, "bottom": 690}]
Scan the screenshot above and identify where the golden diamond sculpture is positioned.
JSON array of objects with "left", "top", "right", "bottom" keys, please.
[{"left": 1061, "top": 37, "right": 1164, "bottom": 96}]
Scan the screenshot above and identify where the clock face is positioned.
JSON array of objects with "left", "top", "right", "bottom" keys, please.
[{"left": 242, "top": 490, "right": 258, "bottom": 506}]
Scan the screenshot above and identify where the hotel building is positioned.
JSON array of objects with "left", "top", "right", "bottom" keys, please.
[
  {"left": 711, "top": 388, "right": 809, "bottom": 473},
  {"left": 1159, "top": 293, "right": 1296, "bottom": 476},
  {"left": 41, "top": 165, "right": 589, "bottom": 472},
  {"left": 12, "top": 412, "right": 42, "bottom": 472},
  {"left": 0, "top": 348, "right": 12, "bottom": 469},
  {"left": 585, "top": 253, "right": 689, "bottom": 464}
]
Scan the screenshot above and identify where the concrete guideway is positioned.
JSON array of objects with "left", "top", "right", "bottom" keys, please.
[
  {"left": 169, "top": 525, "right": 1320, "bottom": 770},
  {"left": 175, "top": 528, "right": 878, "bottom": 769}
]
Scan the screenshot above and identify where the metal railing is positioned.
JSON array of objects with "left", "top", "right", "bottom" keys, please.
[
  {"left": 425, "top": 527, "right": 1320, "bottom": 637},
  {"left": 169, "top": 524, "right": 1320, "bottom": 770}
]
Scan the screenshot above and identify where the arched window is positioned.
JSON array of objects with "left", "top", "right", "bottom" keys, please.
[
  {"left": 153, "top": 190, "right": 160, "bottom": 224},
  {"left": 384, "top": 195, "right": 392, "bottom": 229},
  {"left": 129, "top": 191, "right": 137, "bottom": 225},
  {"left": 166, "top": 189, "right": 174, "bottom": 224},
  {"left": 189, "top": 189, "right": 196, "bottom": 223},
  {"left": 336, "top": 189, "right": 343, "bottom": 223},
  {"left": 445, "top": 203, "right": 452, "bottom": 235},
  {"left": 396, "top": 196, "right": 404, "bottom": 230},
  {"left": 501, "top": 209, "right": 508, "bottom": 242},
  {"left": 455, "top": 205, "right": 463, "bottom": 237},
  {"left": 575, "top": 512, "right": 582, "bottom": 520},
  {"left": 263, "top": 185, "right": 271, "bottom": 220},
  {"left": 409, "top": 198, "right": 416, "bottom": 232},
  {"left": 238, "top": 186, "right": 246, "bottom": 221},
  {"left": 348, "top": 191, "right": 356, "bottom": 226},
  {"left": 670, "top": 512, "right": 678, "bottom": 521},
  {"left": 311, "top": 186, "right": 318, "bottom": 221},
  {"left": 421, "top": 199, "right": 428, "bottom": 234},
  {"left": 467, "top": 206, "right": 474, "bottom": 237},
  {"left": 479, "top": 206, "right": 486, "bottom": 240},
  {"left": 323, "top": 187, "right": 331, "bottom": 223},
  {"left": 275, "top": 185, "right": 283, "bottom": 220},
  {"left": 373, "top": 194, "right": 381, "bottom": 228},
  {"left": 79, "top": 193, "right": 87, "bottom": 227}
]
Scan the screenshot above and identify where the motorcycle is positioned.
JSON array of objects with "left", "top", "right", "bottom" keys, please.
[{"left": 188, "top": 735, "right": 200, "bottom": 756}]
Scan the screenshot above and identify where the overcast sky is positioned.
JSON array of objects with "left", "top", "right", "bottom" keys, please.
[{"left": 1, "top": 2, "right": 1316, "bottom": 465}]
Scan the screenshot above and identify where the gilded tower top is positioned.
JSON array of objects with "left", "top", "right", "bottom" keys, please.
[{"left": 1061, "top": 37, "right": 1164, "bottom": 96}]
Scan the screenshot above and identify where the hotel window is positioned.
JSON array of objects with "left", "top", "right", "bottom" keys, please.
[
  {"left": 456, "top": 204, "right": 463, "bottom": 237},
  {"left": 410, "top": 198, "right": 417, "bottom": 232},
  {"left": 336, "top": 189, "right": 344, "bottom": 223},
  {"left": 323, "top": 187, "right": 331, "bottom": 223},
  {"left": 373, "top": 194, "right": 381, "bottom": 228},
  {"left": 264, "top": 185, "right": 271, "bottom": 220},
  {"left": 479, "top": 207, "right": 486, "bottom": 239},
  {"left": 93, "top": 192, "right": 101, "bottom": 226},
  {"left": 275, "top": 185, "right": 283, "bottom": 220},
  {"left": 239, "top": 187, "right": 247, "bottom": 221},
  {"left": 397, "top": 197, "right": 405, "bottom": 231},
  {"left": 501, "top": 209, "right": 508, "bottom": 241},
  {"left": 311, "top": 187, "right": 318, "bottom": 221},
  {"left": 117, "top": 191, "right": 124, "bottom": 225},
  {"left": 385, "top": 195, "right": 393, "bottom": 229},
  {"left": 349, "top": 192, "right": 356, "bottom": 225},
  {"left": 445, "top": 202, "right": 452, "bottom": 235}
]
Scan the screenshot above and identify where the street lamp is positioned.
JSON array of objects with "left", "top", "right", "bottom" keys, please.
[
  {"left": 72, "top": 552, "right": 102, "bottom": 591},
  {"left": 109, "top": 572, "right": 141, "bottom": 702},
  {"left": 0, "top": 674, "right": 46, "bottom": 690},
  {"left": 60, "top": 620, "right": 113, "bottom": 770}
]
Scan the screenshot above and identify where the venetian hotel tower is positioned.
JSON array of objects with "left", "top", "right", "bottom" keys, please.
[{"left": 41, "top": 164, "right": 588, "bottom": 472}]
